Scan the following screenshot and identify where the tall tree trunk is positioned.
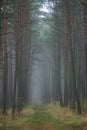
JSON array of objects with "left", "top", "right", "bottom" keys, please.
[
  {"left": 54, "top": 0, "right": 63, "bottom": 106},
  {"left": 2, "top": 0, "right": 8, "bottom": 114}
]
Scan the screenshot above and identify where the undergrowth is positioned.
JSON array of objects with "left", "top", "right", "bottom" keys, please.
[{"left": 0, "top": 104, "right": 87, "bottom": 130}]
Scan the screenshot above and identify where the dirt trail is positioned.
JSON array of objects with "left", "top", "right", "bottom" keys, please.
[
  {"left": 1, "top": 106, "right": 87, "bottom": 130},
  {"left": 24, "top": 107, "right": 56, "bottom": 130}
]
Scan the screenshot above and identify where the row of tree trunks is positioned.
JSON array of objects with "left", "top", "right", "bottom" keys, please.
[
  {"left": 12, "top": 0, "right": 31, "bottom": 117},
  {"left": 65, "top": 0, "right": 81, "bottom": 114}
]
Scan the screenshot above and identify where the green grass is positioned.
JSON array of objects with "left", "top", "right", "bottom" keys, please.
[{"left": 28, "top": 111, "right": 54, "bottom": 125}]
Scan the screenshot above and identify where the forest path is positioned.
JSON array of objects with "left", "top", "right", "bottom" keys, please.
[
  {"left": 21, "top": 106, "right": 64, "bottom": 130},
  {"left": 0, "top": 105, "right": 87, "bottom": 130}
]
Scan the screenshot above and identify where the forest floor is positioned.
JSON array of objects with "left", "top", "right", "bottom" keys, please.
[{"left": 0, "top": 103, "right": 87, "bottom": 130}]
